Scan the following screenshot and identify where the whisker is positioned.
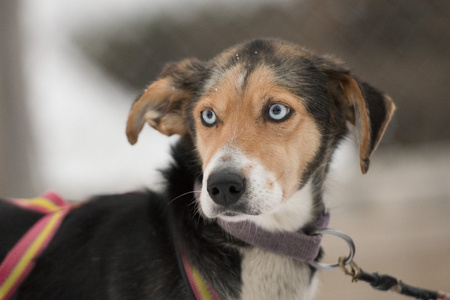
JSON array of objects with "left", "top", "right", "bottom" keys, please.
[
  {"left": 167, "top": 190, "right": 201, "bottom": 205},
  {"left": 271, "top": 171, "right": 285, "bottom": 185},
  {"left": 191, "top": 202, "right": 204, "bottom": 224}
]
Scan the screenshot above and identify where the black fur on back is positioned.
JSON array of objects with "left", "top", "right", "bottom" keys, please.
[{"left": 0, "top": 138, "right": 241, "bottom": 300}]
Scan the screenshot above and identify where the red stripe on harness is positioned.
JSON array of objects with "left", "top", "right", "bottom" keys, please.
[
  {"left": 0, "top": 192, "right": 71, "bottom": 300},
  {"left": 179, "top": 245, "right": 220, "bottom": 300}
]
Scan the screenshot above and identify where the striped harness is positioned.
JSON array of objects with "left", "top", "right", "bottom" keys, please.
[
  {"left": 0, "top": 193, "right": 218, "bottom": 300},
  {"left": 0, "top": 192, "right": 71, "bottom": 300}
]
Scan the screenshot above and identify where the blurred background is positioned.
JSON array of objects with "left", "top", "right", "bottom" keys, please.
[{"left": 0, "top": 0, "right": 449, "bottom": 298}]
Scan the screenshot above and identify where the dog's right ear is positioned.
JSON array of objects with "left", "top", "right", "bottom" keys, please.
[
  {"left": 326, "top": 71, "right": 395, "bottom": 174},
  {"left": 126, "top": 59, "right": 206, "bottom": 144}
]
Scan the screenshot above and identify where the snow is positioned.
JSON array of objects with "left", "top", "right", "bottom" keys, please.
[{"left": 19, "top": 0, "right": 181, "bottom": 199}]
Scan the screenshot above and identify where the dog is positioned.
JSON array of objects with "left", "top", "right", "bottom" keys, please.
[{"left": 0, "top": 38, "right": 394, "bottom": 300}]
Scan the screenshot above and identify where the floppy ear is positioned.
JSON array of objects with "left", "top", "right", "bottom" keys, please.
[
  {"left": 126, "top": 59, "right": 206, "bottom": 144},
  {"left": 328, "top": 73, "right": 395, "bottom": 174}
]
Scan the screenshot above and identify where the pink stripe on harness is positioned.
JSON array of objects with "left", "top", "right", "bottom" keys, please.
[{"left": 0, "top": 192, "right": 71, "bottom": 300}]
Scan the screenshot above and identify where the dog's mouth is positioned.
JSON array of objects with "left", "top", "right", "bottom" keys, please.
[
  {"left": 222, "top": 211, "right": 240, "bottom": 217},
  {"left": 207, "top": 203, "right": 262, "bottom": 220},
  {"left": 198, "top": 186, "right": 283, "bottom": 222}
]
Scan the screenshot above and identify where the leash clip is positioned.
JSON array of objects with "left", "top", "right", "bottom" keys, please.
[
  {"left": 338, "top": 256, "right": 361, "bottom": 282},
  {"left": 309, "top": 228, "right": 356, "bottom": 270}
]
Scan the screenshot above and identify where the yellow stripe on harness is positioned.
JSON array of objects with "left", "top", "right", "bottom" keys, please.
[
  {"left": 0, "top": 211, "right": 65, "bottom": 299},
  {"left": 15, "top": 197, "right": 61, "bottom": 212},
  {"left": 191, "top": 266, "right": 216, "bottom": 300},
  {"left": 0, "top": 193, "right": 70, "bottom": 300}
]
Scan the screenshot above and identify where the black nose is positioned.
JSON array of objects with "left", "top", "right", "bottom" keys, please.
[{"left": 207, "top": 172, "right": 246, "bottom": 207}]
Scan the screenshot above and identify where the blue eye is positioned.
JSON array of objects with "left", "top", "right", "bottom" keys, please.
[
  {"left": 201, "top": 110, "right": 217, "bottom": 126},
  {"left": 268, "top": 104, "right": 291, "bottom": 121}
]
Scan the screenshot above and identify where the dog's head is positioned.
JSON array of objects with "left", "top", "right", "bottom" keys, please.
[{"left": 126, "top": 39, "right": 394, "bottom": 227}]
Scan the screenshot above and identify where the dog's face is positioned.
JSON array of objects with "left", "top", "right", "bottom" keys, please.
[
  {"left": 192, "top": 63, "right": 321, "bottom": 219},
  {"left": 126, "top": 39, "right": 395, "bottom": 224}
]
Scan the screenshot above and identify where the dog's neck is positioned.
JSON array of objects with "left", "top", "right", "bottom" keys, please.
[
  {"left": 209, "top": 179, "right": 325, "bottom": 300},
  {"left": 217, "top": 212, "right": 329, "bottom": 263}
]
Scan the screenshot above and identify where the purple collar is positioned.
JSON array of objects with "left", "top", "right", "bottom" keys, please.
[{"left": 216, "top": 213, "right": 330, "bottom": 262}]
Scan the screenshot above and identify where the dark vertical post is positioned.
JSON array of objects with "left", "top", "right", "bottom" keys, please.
[{"left": 0, "top": 0, "right": 35, "bottom": 197}]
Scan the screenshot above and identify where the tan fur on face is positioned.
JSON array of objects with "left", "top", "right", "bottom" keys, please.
[{"left": 194, "top": 65, "right": 321, "bottom": 201}]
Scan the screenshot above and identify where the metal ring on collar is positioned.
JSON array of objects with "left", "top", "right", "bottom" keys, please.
[{"left": 309, "top": 228, "right": 356, "bottom": 270}]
